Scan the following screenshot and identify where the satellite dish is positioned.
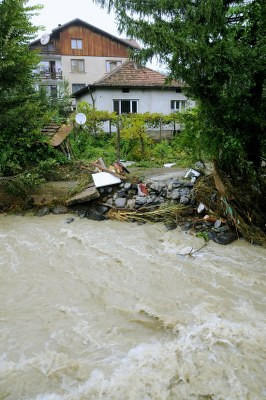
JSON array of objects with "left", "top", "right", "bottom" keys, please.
[
  {"left": 40, "top": 33, "right": 50, "bottom": 45},
  {"left": 75, "top": 113, "right": 87, "bottom": 125}
]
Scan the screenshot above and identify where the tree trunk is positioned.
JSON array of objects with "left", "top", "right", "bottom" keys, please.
[
  {"left": 116, "top": 122, "right": 121, "bottom": 161},
  {"left": 140, "top": 134, "right": 145, "bottom": 156}
]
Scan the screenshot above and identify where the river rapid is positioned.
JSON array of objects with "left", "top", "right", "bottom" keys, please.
[{"left": 0, "top": 215, "right": 265, "bottom": 400}]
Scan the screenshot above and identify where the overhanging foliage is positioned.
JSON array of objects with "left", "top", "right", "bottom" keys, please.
[{"left": 94, "top": 0, "right": 266, "bottom": 175}]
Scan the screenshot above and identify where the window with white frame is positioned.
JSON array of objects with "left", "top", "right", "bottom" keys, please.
[
  {"left": 71, "top": 39, "right": 82, "bottom": 49},
  {"left": 113, "top": 99, "right": 138, "bottom": 114},
  {"left": 171, "top": 100, "right": 187, "bottom": 111},
  {"left": 106, "top": 60, "right": 122, "bottom": 73},
  {"left": 71, "top": 59, "right": 85, "bottom": 73}
]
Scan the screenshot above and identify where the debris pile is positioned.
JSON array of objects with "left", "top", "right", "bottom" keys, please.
[
  {"left": 32, "top": 159, "right": 263, "bottom": 245},
  {"left": 59, "top": 159, "right": 240, "bottom": 244}
]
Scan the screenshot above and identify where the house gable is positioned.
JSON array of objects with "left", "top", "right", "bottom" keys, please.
[{"left": 30, "top": 18, "right": 138, "bottom": 58}]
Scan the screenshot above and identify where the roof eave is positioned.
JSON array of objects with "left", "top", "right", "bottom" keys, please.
[{"left": 72, "top": 85, "right": 92, "bottom": 97}]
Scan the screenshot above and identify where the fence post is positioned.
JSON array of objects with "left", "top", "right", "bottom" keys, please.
[{"left": 116, "top": 121, "right": 121, "bottom": 161}]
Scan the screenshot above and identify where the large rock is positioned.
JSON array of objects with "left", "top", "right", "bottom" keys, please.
[
  {"left": 52, "top": 205, "right": 68, "bottom": 214},
  {"left": 180, "top": 195, "right": 190, "bottom": 205},
  {"left": 179, "top": 187, "right": 191, "bottom": 205},
  {"left": 209, "top": 231, "right": 238, "bottom": 245},
  {"left": 171, "top": 189, "right": 181, "bottom": 200},
  {"left": 95, "top": 205, "right": 109, "bottom": 214},
  {"left": 135, "top": 196, "right": 148, "bottom": 206},
  {"left": 115, "top": 197, "right": 127, "bottom": 208},
  {"left": 72, "top": 204, "right": 90, "bottom": 218},
  {"left": 180, "top": 188, "right": 190, "bottom": 197},
  {"left": 126, "top": 199, "right": 136, "bottom": 209},
  {"left": 106, "top": 198, "right": 113, "bottom": 206},
  {"left": 65, "top": 217, "right": 75, "bottom": 224},
  {"left": 150, "top": 182, "right": 162, "bottom": 192},
  {"left": 36, "top": 207, "right": 50, "bottom": 217},
  {"left": 146, "top": 196, "right": 160, "bottom": 205},
  {"left": 214, "top": 219, "right": 222, "bottom": 229},
  {"left": 86, "top": 209, "right": 106, "bottom": 221},
  {"left": 167, "top": 182, "right": 173, "bottom": 191},
  {"left": 172, "top": 179, "right": 182, "bottom": 188},
  {"left": 66, "top": 185, "right": 100, "bottom": 206}
]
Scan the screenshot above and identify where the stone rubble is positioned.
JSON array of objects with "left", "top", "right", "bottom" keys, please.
[{"left": 34, "top": 167, "right": 237, "bottom": 245}]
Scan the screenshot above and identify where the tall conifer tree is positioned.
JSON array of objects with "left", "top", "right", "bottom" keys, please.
[{"left": 95, "top": 0, "right": 266, "bottom": 176}]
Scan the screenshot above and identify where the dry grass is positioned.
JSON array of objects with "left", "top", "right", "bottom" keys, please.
[{"left": 108, "top": 203, "right": 189, "bottom": 224}]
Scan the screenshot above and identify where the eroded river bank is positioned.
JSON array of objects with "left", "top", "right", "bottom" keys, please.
[{"left": 0, "top": 215, "right": 266, "bottom": 399}]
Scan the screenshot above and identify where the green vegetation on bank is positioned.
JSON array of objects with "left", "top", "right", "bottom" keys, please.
[{"left": 69, "top": 102, "right": 201, "bottom": 167}]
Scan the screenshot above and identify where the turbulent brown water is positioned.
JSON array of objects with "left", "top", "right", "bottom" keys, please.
[{"left": 0, "top": 215, "right": 265, "bottom": 400}]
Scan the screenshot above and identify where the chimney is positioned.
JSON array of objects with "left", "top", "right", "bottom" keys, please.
[{"left": 58, "top": 24, "right": 61, "bottom": 27}]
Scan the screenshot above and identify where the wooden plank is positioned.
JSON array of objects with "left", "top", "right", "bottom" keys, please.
[
  {"left": 50, "top": 124, "right": 72, "bottom": 147},
  {"left": 59, "top": 25, "right": 130, "bottom": 57}
]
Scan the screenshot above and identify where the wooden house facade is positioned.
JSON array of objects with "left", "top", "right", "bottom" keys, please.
[{"left": 30, "top": 19, "right": 139, "bottom": 101}]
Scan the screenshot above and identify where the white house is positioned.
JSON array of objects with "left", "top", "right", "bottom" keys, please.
[{"left": 73, "top": 61, "right": 194, "bottom": 138}]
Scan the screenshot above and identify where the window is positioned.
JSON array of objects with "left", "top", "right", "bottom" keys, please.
[
  {"left": 71, "top": 39, "right": 82, "bottom": 49},
  {"left": 106, "top": 60, "right": 122, "bottom": 73},
  {"left": 113, "top": 100, "right": 138, "bottom": 114},
  {"left": 42, "top": 85, "right": 57, "bottom": 98},
  {"left": 171, "top": 100, "right": 187, "bottom": 111},
  {"left": 71, "top": 59, "right": 85, "bottom": 73},
  {"left": 50, "top": 85, "right": 57, "bottom": 98},
  {"left": 122, "top": 88, "right": 130, "bottom": 93},
  {"left": 72, "top": 83, "right": 86, "bottom": 94}
]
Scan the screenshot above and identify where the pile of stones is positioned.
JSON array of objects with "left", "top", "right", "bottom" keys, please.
[
  {"left": 34, "top": 169, "right": 238, "bottom": 245},
  {"left": 72, "top": 176, "right": 237, "bottom": 244},
  {"left": 101, "top": 178, "right": 196, "bottom": 211}
]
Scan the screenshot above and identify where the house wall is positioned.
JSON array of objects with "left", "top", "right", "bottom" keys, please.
[
  {"left": 61, "top": 56, "right": 128, "bottom": 88},
  {"left": 78, "top": 87, "right": 193, "bottom": 114},
  {"left": 76, "top": 87, "right": 195, "bottom": 135},
  {"left": 31, "top": 25, "right": 131, "bottom": 58},
  {"left": 59, "top": 25, "right": 131, "bottom": 57},
  {"left": 31, "top": 22, "right": 133, "bottom": 96}
]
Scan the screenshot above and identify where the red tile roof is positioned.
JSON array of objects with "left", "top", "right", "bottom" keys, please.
[{"left": 92, "top": 61, "right": 183, "bottom": 88}]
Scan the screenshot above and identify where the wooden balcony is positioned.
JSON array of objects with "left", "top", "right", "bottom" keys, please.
[{"left": 38, "top": 46, "right": 60, "bottom": 55}]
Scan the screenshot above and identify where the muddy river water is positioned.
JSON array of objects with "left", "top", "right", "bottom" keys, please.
[{"left": 0, "top": 215, "right": 265, "bottom": 400}]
